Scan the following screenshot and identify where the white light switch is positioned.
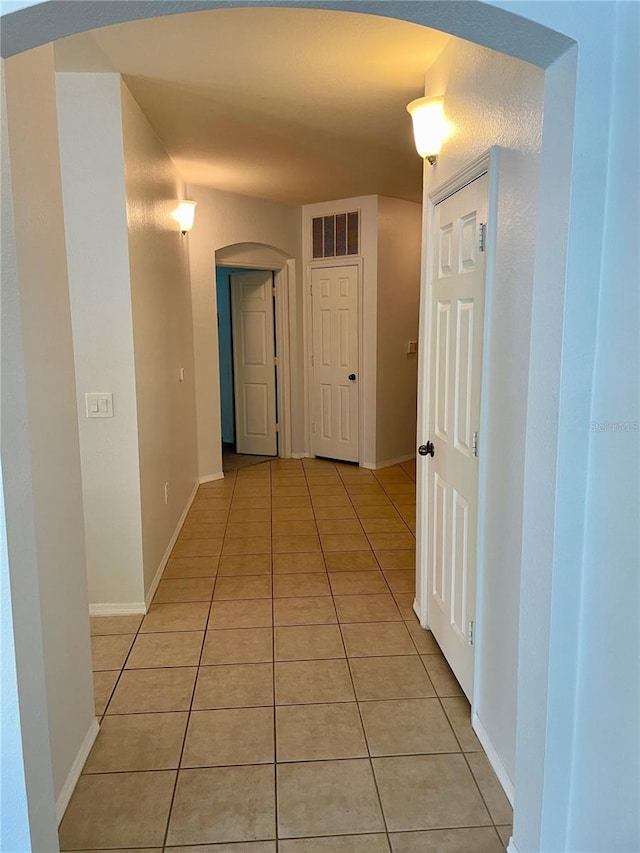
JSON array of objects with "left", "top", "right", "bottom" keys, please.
[
  {"left": 407, "top": 340, "right": 418, "bottom": 355},
  {"left": 86, "top": 393, "right": 113, "bottom": 418}
]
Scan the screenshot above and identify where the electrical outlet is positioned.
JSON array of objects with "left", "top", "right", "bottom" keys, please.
[{"left": 164, "top": 482, "right": 169, "bottom": 504}]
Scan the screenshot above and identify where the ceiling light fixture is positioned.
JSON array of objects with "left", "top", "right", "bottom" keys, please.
[
  {"left": 175, "top": 200, "right": 197, "bottom": 235},
  {"left": 406, "top": 96, "right": 450, "bottom": 166}
]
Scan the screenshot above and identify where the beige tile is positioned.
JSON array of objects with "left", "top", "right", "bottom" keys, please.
[
  {"left": 346, "top": 484, "right": 385, "bottom": 496},
  {"left": 276, "top": 703, "right": 366, "bottom": 761},
  {"left": 349, "top": 656, "right": 435, "bottom": 701},
  {"left": 279, "top": 836, "right": 389, "bottom": 853},
  {"left": 272, "top": 496, "right": 311, "bottom": 509},
  {"left": 360, "top": 698, "right": 459, "bottom": 756},
  {"left": 277, "top": 759, "right": 384, "bottom": 838},
  {"left": 182, "top": 707, "right": 274, "bottom": 767},
  {"left": 229, "top": 508, "right": 271, "bottom": 523},
  {"left": 218, "top": 554, "right": 272, "bottom": 576},
  {"left": 442, "top": 697, "right": 482, "bottom": 752},
  {"left": 360, "top": 517, "right": 408, "bottom": 534},
  {"left": 367, "top": 533, "right": 415, "bottom": 551},
  {"left": 389, "top": 828, "right": 503, "bottom": 852},
  {"left": 355, "top": 504, "right": 399, "bottom": 519},
  {"left": 209, "top": 599, "right": 273, "bottom": 629},
  {"left": 305, "top": 473, "right": 341, "bottom": 484},
  {"left": 334, "top": 594, "right": 401, "bottom": 623},
  {"left": 273, "top": 553, "right": 325, "bottom": 574},
  {"left": 275, "top": 624, "right": 344, "bottom": 661},
  {"left": 180, "top": 522, "right": 227, "bottom": 539},
  {"left": 496, "top": 825, "right": 513, "bottom": 845},
  {"left": 421, "top": 655, "right": 464, "bottom": 697},
  {"left": 273, "top": 573, "right": 330, "bottom": 598},
  {"left": 173, "top": 538, "right": 223, "bottom": 557},
  {"left": 329, "top": 572, "right": 388, "bottom": 596},
  {"left": 384, "top": 484, "right": 415, "bottom": 494},
  {"left": 167, "top": 845, "right": 277, "bottom": 852},
  {"left": 274, "top": 596, "right": 337, "bottom": 626},
  {"left": 373, "top": 754, "right": 491, "bottom": 831},
  {"left": 192, "top": 498, "right": 232, "bottom": 512},
  {"left": 214, "top": 575, "right": 272, "bottom": 600},
  {"left": 154, "top": 578, "right": 214, "bottom": 603},
  {"left": 271, "top": 475, "right": 306, "bottom": 487},
  {"left": 222, "top": 537, "right": 271, "bottom": 556},
  {"left": 310, "top": 493, "right": 351, "bottom": 507},
  {"left": 325, "top": 551, "right": 379, "bottom": 572},
  {"left": 341, "top": 473, "right": 377, "bottom": 484},
  {"left": 225, "top": 522, "right": 272, "bottom": 538},
  {"left": 272, "top": 519, "right": 316, "bottom": 536},
  {"left": 164, "top": 556, "right": 219, "bottom": 578},
  {"left": 201, "top": 628, "right": 273, "bottom": 665},
  {"left": 466, "top": 752, "right": 514, "bottom": 824},
  {"left": 84, "top": 712, "right": 187, "bottom": 773},
  {"left": 126, "top": 631, "right": 204, "bottom": 669},
  {"left": 167, "top": 765, "right": 275, "bottom": 845},
  {"left": 232, "top": 496, "right": 272, "bottom": 509},
  {"left": 308, "top": 484, "right": 347, "bottom": 496},
  {"left": 275, "top": 659, "right": 355, "bottom": 705},
  {"left": 66, "top": 849, "right": 163, "bottom": 853},
  {"left": 321, "top": 533, "right": 370, "bottom": 552},
  {"left": 271, "top": 484, "right": 309, "bottom": 497},
  {"left": 91, "top": 634, "right": 134, "bottom": 671},
  {"left": 140, "top": 602, "right": 210, "bottom": 633},
  {"left": 90, "top": 615, "right": 142, "bottom": 636},
  {"left": 350, "top": 494, "right": 392, "bottom": 507},
  {"left": 58, "top": 770, "right": 176, "bottom": 850},
  {"left": 187, "top": 510, "right": 229, "bottom": 525},
  {"left": 93, "top": 670, "right": 119, "bottom": 716},
  {"left": 234, "top": 485, "right": 271, "bottom": 497},
  {"left": 272, "top": 534, "right": 321, "bottom": 553},
  {"left": 192, "top": 663, "right": 274, "bottom": 709},
  {"left": 406, "top": 622, "right": 440, "bottom": 654},
  {"left": 383, "top": 570, "right": 415, "bottom": 594},
  {"left": 107, "top": 667, "right": 197, "bottom": 714},
  {"left": 313, "top": 504, "right": 357, "bottom": 520},
  {"left": 342, "top": 622, "right": 415, "bottom": 657},
  {"left": 272, "top": 507, "right": 314, "bottom": 522},
  {"left": 394, "top": 593, "right": 417, "bottom": 620},
  {"left": 315, "top": 519, "right": 363, "bottom": 535}
]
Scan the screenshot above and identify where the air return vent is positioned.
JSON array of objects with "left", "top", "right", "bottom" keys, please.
[{"left": 312, "top": 211, "right": 359, "bottom": 259}]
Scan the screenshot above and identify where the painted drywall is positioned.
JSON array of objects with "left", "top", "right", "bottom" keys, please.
[
  {"left": 121, "top": 81, "right": 199, "bottom": 597},
  {"left": 56, "top": 72, "right": 145, "bottom": 608},
  {"left": 301, "top": 195, "right": 379, "bottom": 468},
  {"left": 418, "top": 37, "right": 544, "bottom": 792},
  {"left": 187, "top": 185, "right": 301, "bottom": 478},
  {"left": 376, "top": 196, "right": 421, "bottom": 465},
  {"left": 216, "top": 268, "right": 235, "bottom": 445},
  {"left": 1, "top": 43, "right": 94, "bottom": 830}
]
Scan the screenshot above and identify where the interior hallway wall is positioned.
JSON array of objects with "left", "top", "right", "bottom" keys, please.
[
  {"left": 187, "top": 185, "right": 301, "bottom": 480},
  {"left": 216, "top": 268, "right": 235, "bottom": 446}
]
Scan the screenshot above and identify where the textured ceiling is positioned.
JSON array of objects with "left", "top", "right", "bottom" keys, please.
[{"left": 54, "top": 7, "right": 450, "bottom": 204}]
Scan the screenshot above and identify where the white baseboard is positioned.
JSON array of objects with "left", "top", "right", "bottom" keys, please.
[
  {"left": 144, "top": 480, "right": 199, "bottom": 609},
  {"left": 199, "top": 472, "right": 224, "bottom": 484},
  {"left": 472, "top": 713, "right": 515, "bottom": 806},
  {"left": 366, "top": 453, "right": 416, "bottom": 471},
  {"left": 56, "top": 717, "right": 99, "bottom": 824},
  {"left": 89, "top": 602, "right": 146, "bottom": 616},
  {"left": 506, "top": 840, "right": 520, "bottom": 852},
  {"left": 291, "top": 452, "right": 310, "bottom": 459}
]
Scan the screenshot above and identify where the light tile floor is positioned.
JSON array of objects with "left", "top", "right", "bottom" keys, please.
[{"left": 60, "top": 458, "right": 513, "bottom": 852}]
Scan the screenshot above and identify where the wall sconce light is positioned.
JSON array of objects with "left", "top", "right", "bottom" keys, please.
[
  {"left": 175, "top": 200, "right": 197, "bottom": 235},
  {"left": 406, "top": 96, "right": 450, "bottom": 166}
]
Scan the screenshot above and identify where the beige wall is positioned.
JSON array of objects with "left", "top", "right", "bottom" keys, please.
[
  {"left": 121, "top": 82, "right": 199, "bottom": 599},
  {"left": 186, "top": 185, "right": 301, "bottom": 478},
  {"left": 2, "top": 45, "right": 94, "bottom": 824},
  {"left": 376, "top": 196, "right": 421, "bottom": 465}
]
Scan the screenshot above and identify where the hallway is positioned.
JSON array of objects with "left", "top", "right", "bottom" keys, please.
[{"left": 61, "top": 459, "right": 512, "bottom": 851}]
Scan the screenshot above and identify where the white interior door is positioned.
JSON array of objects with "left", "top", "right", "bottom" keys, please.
[
  {"left": 231, "top": 270, "right": 277, "bottom": 456},
  {"left": 422, "top": 174, "right": 488, "bottom": 700},
  {"left": 311, "top": 265, "right": 359, "bottom": 463}
]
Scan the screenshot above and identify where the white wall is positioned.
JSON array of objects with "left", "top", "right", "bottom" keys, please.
[
  {"left": 187, "top": 185, "right": 301, "bottom": 478},
  {"left": 122, "top": 83, "right": 199, "bottom": 598},
  {"left": 1, "top": 43, "right": 94, "bottom": 838},
  {"left": 376, "top": 196, "right": 421, "bottom": 465},
  {"left": 56, "top": 72, "right": 145, "bottom": 609}
]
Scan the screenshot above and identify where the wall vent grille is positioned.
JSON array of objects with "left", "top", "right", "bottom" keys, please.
[{"left": 312, "top": 211, "right": 359, "bottom": 259}]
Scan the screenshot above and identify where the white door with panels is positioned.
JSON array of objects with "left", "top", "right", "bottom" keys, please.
[
  {"left": 231, "top": 270, "right": 277, "bottom": 456},
  {"left": 311, "top": 265, "right": 359, "bottom": 463},
  {"left": 420, "top": 173, "right": 488, "bottom": 700}
]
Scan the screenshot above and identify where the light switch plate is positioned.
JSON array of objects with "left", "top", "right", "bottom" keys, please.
[
  {"left": 86, "top": 392, "right": 113, "bottom": 418},
  {"left": 407, "top": 340, "right": 418, "bottom": 355}
]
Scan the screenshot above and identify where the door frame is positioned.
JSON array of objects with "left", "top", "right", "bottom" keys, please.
[
  {"left": 217, "top": 258, "right": 295, "bottom": 459},
  {"left": 415, "top": 146, "right": 503, "bottom": 777},
  {"left": 303, "top": 257, "right": 366, "bottom": 465}
]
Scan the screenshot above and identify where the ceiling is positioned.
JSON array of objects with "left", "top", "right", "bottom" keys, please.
[{"left": 54, "top": 8, "right": 450, "bottom": 205}]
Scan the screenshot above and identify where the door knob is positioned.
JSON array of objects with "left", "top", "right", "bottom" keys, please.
[
  {"left": 348, "top": 373, "right": 357, "bottom": 381},
  {"left": 418, "top": 441, "right": 435, "bottom": 457}
]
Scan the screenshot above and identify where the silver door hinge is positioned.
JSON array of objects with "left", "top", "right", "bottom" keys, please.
[
  {"left": 275, "top": 423, "right": 280, "bottom": 433},
  {"left": 273, "top": 356, "right": 278, "bottom": 366},
  {"left": 472, "top": 431, "right": 478, "bottom": 457},
  {"left": 272, "top": 286, "right": 276, "bottom": 296},
  {"left": 479, "top": 223, "right": 486, "bottom": 252},
  {"left": 468, "top": 620, "right": 475, "bottom": 646}
]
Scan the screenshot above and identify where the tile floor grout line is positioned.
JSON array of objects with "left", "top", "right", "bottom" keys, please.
[{"left": 268, "top": 461, "right": 280, "bottom": 848}]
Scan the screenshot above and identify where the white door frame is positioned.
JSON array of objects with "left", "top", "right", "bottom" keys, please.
[
  {"left": 303, "top": 257, "right": 366, "bottom": 464},
  {"left": 416, "top": 147, "right": 501, "bottom": 746},
  {"left": 217, "top": 257, "right": 295, "bottom": 459}
]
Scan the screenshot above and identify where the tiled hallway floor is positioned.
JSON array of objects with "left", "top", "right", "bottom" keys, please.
[{"left": 61, "top": 458, "right": 513, "bottom": 852}]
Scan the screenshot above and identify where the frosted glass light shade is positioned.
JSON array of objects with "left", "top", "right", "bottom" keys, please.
[
  {"left": 406, "top": 96, "right": 449, "bottom": 163},
  {"left": 176, "top": 200, "right": 197, "bottom": 233}
]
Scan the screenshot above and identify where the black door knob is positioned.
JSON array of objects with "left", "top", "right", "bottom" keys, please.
[
  {"left": 418, "top": 441, "right": 435, "bottom": 457},
  {"left": 348, "top": 374, "right": 357, "bottom": 381}
]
